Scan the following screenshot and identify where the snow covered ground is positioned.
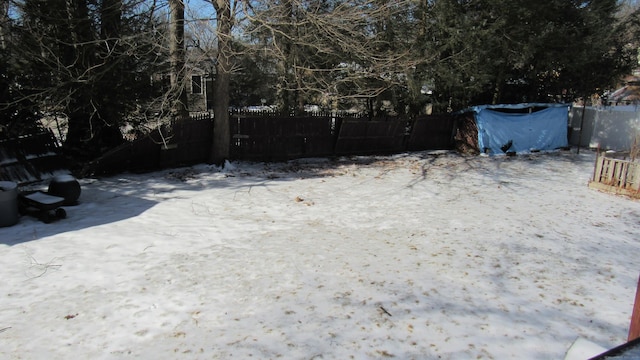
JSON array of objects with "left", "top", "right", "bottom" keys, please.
[{"left": 1, "top": 150, "right": 640, "bottom": 359}]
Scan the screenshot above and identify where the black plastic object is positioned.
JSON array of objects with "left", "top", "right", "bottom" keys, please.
[{"left": 48, "top": 175, "right": 81, "bottom": 206}]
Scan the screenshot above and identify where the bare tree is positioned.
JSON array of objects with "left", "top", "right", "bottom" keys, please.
[
  {"left": 3, "top": 0, "right": 172, "bottom": 154},
  {"left": 242, "top": 0, "right": 421, "bottom": 113},
  {"left": 190, "top": 0, "right": 421, "bottom": 164},
  {"left": 206, "top": 0, "right": 241, "bottom": 165},
  {"left": 0, "top": 0, "right": 7, "bottom": 50},
  {"left": 169, "top": 0, "right": 189, "bottom": 120}
]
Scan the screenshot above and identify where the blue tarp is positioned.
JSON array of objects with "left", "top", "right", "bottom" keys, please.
[{"left": 471, "top": 104, "right": 569, "bottom": 154}]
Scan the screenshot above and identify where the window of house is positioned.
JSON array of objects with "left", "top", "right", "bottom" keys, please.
[{"left": 192, "top": 75, "right": 202, "bottom": 94}]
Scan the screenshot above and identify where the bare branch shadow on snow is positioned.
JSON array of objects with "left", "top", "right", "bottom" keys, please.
[
  {"left": 0, "top": 170, "right": 275, "bottom": 245},
  {"left": 405, "top": 149, "right": 594, "bottom": 192},
  {"left": 0, "top": 149, "right": 595, "bottom": 247}
]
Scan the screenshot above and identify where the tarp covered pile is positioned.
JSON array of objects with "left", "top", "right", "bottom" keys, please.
[{"left": 464, "top": 103, "right": 570, "bottom": 154}]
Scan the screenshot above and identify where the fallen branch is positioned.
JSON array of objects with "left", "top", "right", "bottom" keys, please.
[
  {"left": 22, "top": 248, "right": 62, "bottom": 280},
  {"left": 380, "top": 306, "right": 392, "bottom": 317}
]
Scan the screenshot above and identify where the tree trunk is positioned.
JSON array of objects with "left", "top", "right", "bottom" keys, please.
[
  {"left": 0, "top": 0, "right": 8, "bottom": 50},
  {"left": 210, "top": 0, "right": 232, "bottom": 166},
  {"left": 492, "top": 71, "right": 504, "bottom": 105},
  {"left": 63, "top": 0, "right": 98, "bottom": 153},
  {"left": 169, "top": 0, "right": 188, "bottom": 121},
  {"left": 64, "top": 0, "right": 125, "bottom": 156},
  {"left": 100, "top": 0, "right": 121, "bottom": 44},
  {"left": 96, "top": 0, "right": 124, "bottom": 144}
]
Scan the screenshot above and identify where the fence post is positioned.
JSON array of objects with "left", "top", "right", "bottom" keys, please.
[
  {"left": 629, "top": 273, "right": 640, "bottom": 341},
  {"left": 577, "top": 105, "right": 587, "bottom": 154}
]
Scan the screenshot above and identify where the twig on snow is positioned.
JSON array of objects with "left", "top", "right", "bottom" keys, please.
[
  {"left": 21, "top": 248, "right": 62, "bottom": 280},
  {"left": 380, "top": 306, "right": 392, "bottom": 317}
]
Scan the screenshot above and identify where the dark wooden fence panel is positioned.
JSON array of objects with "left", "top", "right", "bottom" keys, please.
[
  {"left": 160, "top": 117, "right": 213, "bottom": 168},
  {"left": 88, "top": 134, "right": 161, "bottom": 175},
  {"left": 230, "top": 115, "right": 335, "bottom": 161},
  {"left": 407, "top": 114, "right": 456, "bottom": 151},
  {"left": 0, "top": 131, "right": 67, "bottom": 184},
  {"left": 88, "top": 115, "right": 214, "bottom": 175},
  {"left": 82, "top": 112, "right": 459, "bottom": 176},
  {"left": 334, "top": 117, "right": 408, "bottom": 155},
  {"left": 231, "top": 117, "right": 276, "bottom": 161}
]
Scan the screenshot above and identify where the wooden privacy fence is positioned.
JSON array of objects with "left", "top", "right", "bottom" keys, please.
[
  {"left": 589, "top": 152, "right": 640, "bottom": 198},
  {"left": 159, "top": 116, "right": 213, "bottom": 167},
  {"left": 230, "top": 115, "right": 336, "bottom": 161},
  {"left": 0, "top": 131, "right": 68, "bottom": 184},
  {"left": 408, "top": 114, "right": 458, "bottom": 151},
  {"left": 333, "top": 117, "right": 407, "bottom": 155},
  {"left": 230, "top": 113, "right": 457, "bottom": 161},
  {"left": 87, "top": 116, "right": 213, "bottom": 175},
  {"left": 88, "top": 112, "right": 457, "bottom": 175}
]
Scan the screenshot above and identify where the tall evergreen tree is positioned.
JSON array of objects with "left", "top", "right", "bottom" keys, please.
[
  {"left": 415, "top": 0, "right": 634, "bottom": 112},
  {"left": 10, "top": 0, "right": 167, "bottom": 157},
  {"left": 0, "top": 0, "right": 42, "bottom": 136}
]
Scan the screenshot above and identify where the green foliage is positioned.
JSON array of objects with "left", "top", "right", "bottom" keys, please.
[
  {"left": 414, "top": 0, "right": 634, "bottom": 112},
  {"left": 1, "top": 0, "right": 637, "bottom": 156},
  {"left": 0, "top": 46, "right": 42, "bottom": 137},
  {"left": 4, "top": 0, "right": 166, "bottom": 156},
  {"left": 228, "top": 41, "right": 278, "bottom": 108}
]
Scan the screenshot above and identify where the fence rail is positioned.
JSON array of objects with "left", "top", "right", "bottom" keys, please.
[{"left": 589, "top": 152, "right": 640, "bottom": 198}]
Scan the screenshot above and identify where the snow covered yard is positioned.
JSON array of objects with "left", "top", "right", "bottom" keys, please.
[{"left": 1, "top": 150, "right": 640, "bottom": 359}]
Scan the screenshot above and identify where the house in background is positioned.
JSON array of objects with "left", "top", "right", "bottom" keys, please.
[
  {"left": 608, "top": 76, "right": 640, "bottom": 105},
  {"left": 149, "top": 64, "right": 214, "bottom": 114},
  {"left": 187, "top": 66, "right": 214, "bottom": 112}
]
